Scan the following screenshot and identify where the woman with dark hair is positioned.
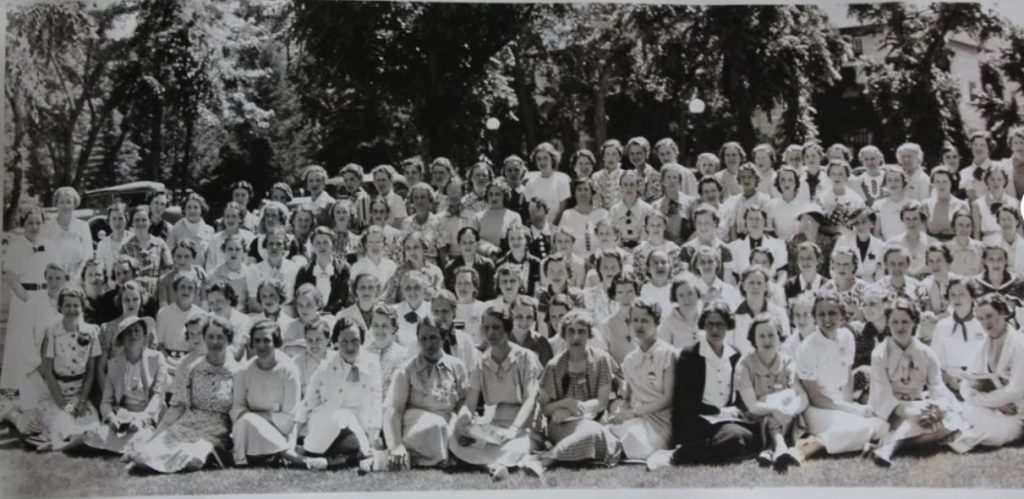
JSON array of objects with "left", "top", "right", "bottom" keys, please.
[
  {"left": 653, "top": 301, "right": 753, "bottom": 468},
  {"left": 230, "top": 318, "right": 313, "bottom": 468},
  {"left": 451, "top": 303, "right": 543, "bottom": 481},
  {"left": 84, "top": 316, "right": 167, "bottom": 455},
  {"left": 80, "top": 258, "right": 110, "bottom": 327},
  {"left": 969, "top": 243, "right": 1024, "bottom": 324},
  {"left": 472, "top": 178, "right": 523, "bottom": 251},
  {"left": 364, "top": 303, "right": 408, "bottom": 398},
  {"left": 33, "top": 288, "right": 102, "bottom": 451},
  {"left": 462, "top": 161, "right": 495, "bottom": 214},
  {"left": 947, "top": 294, "right": 1024, "bottom": 453},
  {"left": 793, "top": 291, "right": 886, "bottom": 461},
  {"left": 120, "top": 205, "right": 173, "bottom": 281},
  {"left": 444, "top": 227, "right": 497, "bottom": 301},
  {"left": 558, "top": 178, "right": 608, "bottom": 259},
  {"left": 383, "top": 231, "right": 445, "bottom": 304},
  {"left": 124, "top": 316, "right": 241, "bottom": 473},
  {"left": 383, "top": 312, "right": 470, "bottom": 470},
  {"left": 401, "top": 182, "right": 447, "bottom": 267},
  {"left": 296, "top": 317, "right": 382, "bottom": 469},
  {"left": 971, "top": 167, "right": 1016, "bottom": 241},
  {"left": 167, "top": 192, "right": 216, "bottom": 266},
  {"left": 294, "top": 226, "right": 353, "bottom": 314},
  {"left": 988, "top": 205, "right": 1024, "bottom": 275},
  {"left": 608, "top": 297, "right": 674, "bottom": 461},
  {"left": 592, "top": 139, "right": 625, "bottom": 210},
  {"left": 570, "top": 149, "right": 597, "bottom": 181},
  {"left": 206, "top": 280, "right": 252, "bottom": 360},
  {"left": 866, "top": 298, "right": 956, "bottom": 467},
  {"left": 526, "top": 309, "right": 622, "bottom": 475},
  {"left": 209, "top": 234, "right": 252, "bottom": 311},
  {"left": 734, "top": 314, "right": 807, "bottom": 471},
  {"left": 206, "top": 201, "right": 255, "bottom": 272}
]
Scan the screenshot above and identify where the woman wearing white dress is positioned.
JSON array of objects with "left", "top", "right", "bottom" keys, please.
[
  {"left": 392, "top": 270, "right": 434, "bottom": 348},
  {"left": 947, "top": 294, "right": 1024, "bottom": 453},
  {"left": 795, "top": 291, "right": 887, "bottom": 460},
  {"left": 42, "top": 186, "right": 94, "bottom": 276},
  {"left": 558, "top": 179, "right": 608, "bottom": 258},
  {"left": 524, "top": 142, "right": 571, "bottom": 224},
  {"left": 971, "top": 167, "right": 1016, "bottom": 241},
  {"left": 657, "top": 275, "right": 703, "bottom": 352},
  {"left": 296, "top": 316, "right": 383, "bottom": 469},
  {"left": 167, "top": 193, "right": 216, "bottom": 267},
  {"left": 1, "top": 208, "right": 57, "bottom": 392},
  {"left": 95, "top": 203, "right": 129, "bottom": 274}
]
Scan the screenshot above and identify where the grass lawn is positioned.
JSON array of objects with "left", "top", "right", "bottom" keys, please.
[{"left": 2, "top": 422, "right": 1023, "bottom": 498}]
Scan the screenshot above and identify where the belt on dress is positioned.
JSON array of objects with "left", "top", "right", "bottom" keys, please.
[
  {"left": 895, "top": 392, "right": 925, "bottom": 402},
  {"left": 21, "top": 283, "right": 47, "bottom": 291},
  {"left": 54, "top": 372, "right": 85, "bottom": 383},
  {"left": 164, "top": 349, "right": 189, "bottom": 359}
]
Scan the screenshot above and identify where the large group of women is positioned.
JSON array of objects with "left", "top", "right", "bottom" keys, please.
[{"left": 1, "top": 127, "right": 1024, "bottom": 479}]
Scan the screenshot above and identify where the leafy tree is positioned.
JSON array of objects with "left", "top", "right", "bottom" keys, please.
[
  {"left": 849, "top": 2, "right": 1005, "bottom": 163},
  {"left": 974, "top": 26, "right": 1024, "bottom": 157}
]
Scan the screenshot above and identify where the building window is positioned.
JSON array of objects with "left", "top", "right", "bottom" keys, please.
[{"left": 852, "top": 37, "right": 864, "bottom": 56}]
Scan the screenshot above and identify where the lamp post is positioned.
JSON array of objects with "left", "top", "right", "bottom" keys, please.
[{"left": 485, "top": 117, "right": 501, "bottom": 166}]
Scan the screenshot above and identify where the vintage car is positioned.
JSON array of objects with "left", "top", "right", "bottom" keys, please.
[{"left": 77, "top": 181, "right": 183, "bottom": 242}]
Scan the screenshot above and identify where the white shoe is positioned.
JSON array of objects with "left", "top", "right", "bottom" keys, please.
[
  {"left": 489, "top": 464, "right": 510, "bottom": 481},
  {"left": 520, "top": 456, "right": 545, "bottom": 478},
  {"left": 646, "top": 449, "right": 673, "bottom": 471},
  {"left": 305, "top": 457, "right": 328, "bottom": 471}
]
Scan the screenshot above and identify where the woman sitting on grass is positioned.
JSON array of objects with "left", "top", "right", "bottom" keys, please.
[
  {"left": 867, "top": 297, "right": 957, "bottom": 467},
  {"left": 124, "top": 316, "right": 241, "bottom": 473},
  {"left": 383, "top": 315, "right": 470, "bottom": 470},
  {"left": 230, "top": 319, "right": 317, "bottom": 469},
  {"left": 450, "top": 303, "right": 543, "bottom": 481},
  {"left": 734, "top": 314, "right": 807, "bottom": 472},
  {"left": 296, "top": 317, "right": 383, "bottom": 470},
  {"left": 34, "top": 288, "right": 103, "bottom": 451},
  {"left": 84, "top": 316, "right": 167, "bottom": 455},
  {"left": 528, "top": 310, "right": 622, "bottom": 476}
]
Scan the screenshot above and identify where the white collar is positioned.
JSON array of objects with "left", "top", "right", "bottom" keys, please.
[{"left": 699, "top": 336, "right": 735, "bottom": 361}]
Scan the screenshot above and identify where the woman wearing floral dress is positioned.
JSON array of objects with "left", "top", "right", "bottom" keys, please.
[
  {"left": 124, "top": 316, "right": 241, "bottom": 473},
  {"left": 34, "top": 288, "right": 103, "bottom": 451}
]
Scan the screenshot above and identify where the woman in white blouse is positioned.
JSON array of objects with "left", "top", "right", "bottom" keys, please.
[
  {"left": 794, "top": 291, "right": 887, "bottom": 460},
  {"left": 296, "top": 316, "right": 383, "bottom": 469},
  {"left": 43, "top": 186, "right": 94, "bottom": 276}
]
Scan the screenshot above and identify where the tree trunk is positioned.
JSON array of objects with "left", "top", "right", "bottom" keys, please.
[
  {"left": 180, "top": 111, "right": 195, "bottom": 195},
  {"left": 594, "top": 61, "right": 611, "bottom": 149},
  {"left": 511, "top": 43, "right": 538, "bottom": 150},
  {"left": 5, "top": 92, "right": 25, "bottom": 229},
  {"left": 150, "top": 100, "right": 163, "bottom": 181}
]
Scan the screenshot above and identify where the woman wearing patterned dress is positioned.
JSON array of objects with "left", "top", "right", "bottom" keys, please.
[
  {"left": 231, "top": 319, "right": 320, "bottom": 469},
  {"left": 120, "top": 205, "right": 173, "bottom": 282},
  {"left": 296, "top": 311, "right": 384, "bottom": 469},
  {"left": 383, "top": 231, "right": 445, "bottom": 304},
  {"left": 124, "top": 316, "right": 242, "bottom": 473},
  {"left": 527, "top": 310, "right": 622, "bottom": 475},
  {"left": 34, "top": 288, "right": 103, "bottom": 451},
  {"left": 84, "top": 316, "right": 167, "bottom": 454},
  {"left": 384, "top": 314, "right": 470, "bottom": 469},
  {"left": 402, "top": 183, "right": 448, "bottom": 266}
]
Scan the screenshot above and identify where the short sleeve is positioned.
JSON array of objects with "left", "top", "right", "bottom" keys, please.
[
  {"left": 795, "top": 340, "right": 820, "bottom": 381},
  {"left": 733, "top": 357, "right": 753, "bottom": 393},
  {"left": 388, "top": 366, "right": 410, "bottom": 410},
  {"left": 88, "top": 326, "right": 102, "bottom": 358},
  {"left": 43, "top": 327, "right": 57, "bottom": 359}
]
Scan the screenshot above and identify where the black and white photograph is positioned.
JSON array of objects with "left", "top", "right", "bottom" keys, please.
[{"left": 1, "top": 0, "right": 1024, "bottom": 496}]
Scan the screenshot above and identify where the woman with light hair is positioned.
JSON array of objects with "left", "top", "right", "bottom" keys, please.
[
  {"left": 524, "top": 142, "right": 572, "bottom": 223},
  {"left": 43, "top": 186, "right": 94, "bottom": 275}
]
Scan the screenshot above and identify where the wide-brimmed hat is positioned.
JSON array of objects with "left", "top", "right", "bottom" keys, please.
[
  {"left": 796, "top": 203, "right": 827, "bottom": 225},
  {"left": 847, "top": 206, "right": 877, "bottom": 226},
  {"left": 115, "top": 316, "right": 156, "bottom": 345}
]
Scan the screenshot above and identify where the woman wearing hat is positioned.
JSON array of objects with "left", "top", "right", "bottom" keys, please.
[
  {"left": 785, "top": 204, "right": 835, "bottom": 280},
  {"left": 84, "top": 315, "right": 168, "bottom": 454}
]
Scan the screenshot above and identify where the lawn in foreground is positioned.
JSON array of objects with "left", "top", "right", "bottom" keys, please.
[{"left": 2, "top": 424, "right": 1023, "bottom": 498}]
